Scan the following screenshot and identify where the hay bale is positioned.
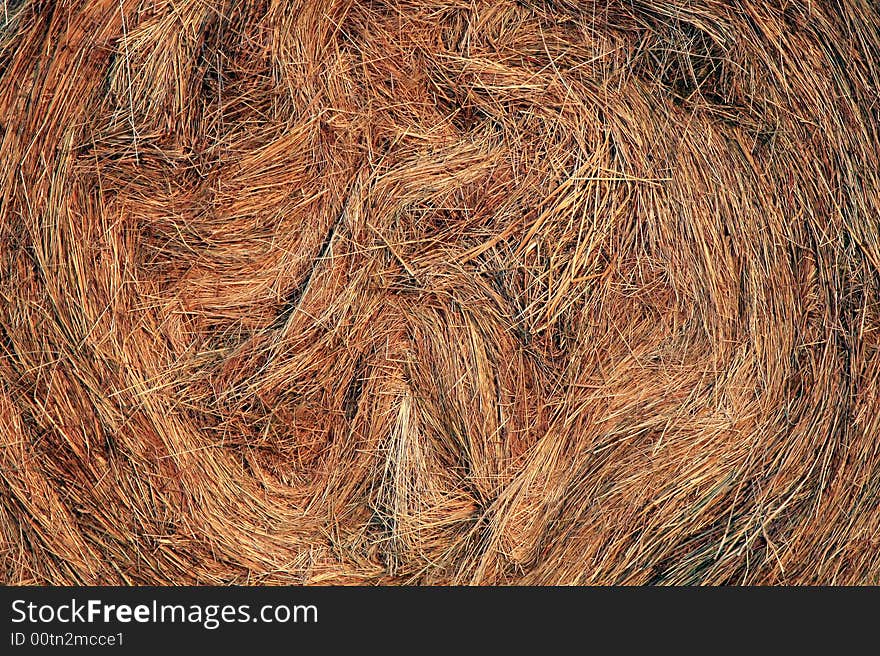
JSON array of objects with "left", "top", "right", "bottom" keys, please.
[{"left": 1, "top": 0, "right": 879, "bottom": 584}]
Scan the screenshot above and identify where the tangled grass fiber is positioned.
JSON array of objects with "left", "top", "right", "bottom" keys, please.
[{"left": 1, "top": 0, "right": 880, "bottom": 585}]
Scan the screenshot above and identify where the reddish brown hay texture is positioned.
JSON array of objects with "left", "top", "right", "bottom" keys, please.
[{"left": 1, "top": 0, "right": 879, "bottom": 585}]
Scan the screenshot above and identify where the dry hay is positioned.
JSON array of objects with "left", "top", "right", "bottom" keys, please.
[{"left": 1, "top": 0, "right": 880, "bottom": 585}]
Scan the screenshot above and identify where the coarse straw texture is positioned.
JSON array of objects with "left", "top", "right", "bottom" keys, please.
[{"left": 1, "top": 0, "right": 880, "bottom": 585}]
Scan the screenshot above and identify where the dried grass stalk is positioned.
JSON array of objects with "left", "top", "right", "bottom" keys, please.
[{"left": 2, "top": 0, "right": 880, "bottom": 584}]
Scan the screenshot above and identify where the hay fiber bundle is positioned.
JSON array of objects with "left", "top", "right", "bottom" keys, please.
[{"left": 2, "top": 0, "right": 880, "bottom": 585}]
